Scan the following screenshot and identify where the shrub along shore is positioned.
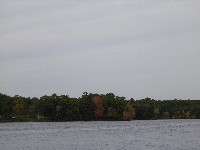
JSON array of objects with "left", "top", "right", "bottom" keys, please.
[{"left": 0, "top": 92, "right": 200, "bottom": 122}]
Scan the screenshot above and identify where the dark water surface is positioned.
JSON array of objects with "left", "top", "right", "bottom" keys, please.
[{"left": 0, "top": 119, "right": 200, "bottom": 150}]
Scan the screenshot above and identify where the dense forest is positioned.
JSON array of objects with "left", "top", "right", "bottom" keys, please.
[{"left": 0, "top": 92, "right": 200, "bottom": 122}]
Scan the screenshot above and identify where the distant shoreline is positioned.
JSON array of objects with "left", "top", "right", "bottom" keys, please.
[{"left": 1, "top": 92, "right": 200, "bottom": 122}]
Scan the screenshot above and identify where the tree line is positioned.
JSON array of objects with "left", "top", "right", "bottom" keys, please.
[{"left": 0, "top": 92, "right": 200, "bottom": 122}]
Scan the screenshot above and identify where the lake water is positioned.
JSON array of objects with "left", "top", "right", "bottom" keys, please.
[{"left": 0, "top": 120, "right": 200, "bottom": 150}]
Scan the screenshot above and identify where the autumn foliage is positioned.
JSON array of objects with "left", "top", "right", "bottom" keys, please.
[
  {"left": 123, "top": 103, "right": 135, "bottom": 120},
  {"left": 92, "top": 96, "right": 104, "bottom": 118},
  {"left": 1, "top": 92, "right": 200, "bottom": 122},
  {"left": 107, "top": 107, "right": 117, "bottom": 119}
]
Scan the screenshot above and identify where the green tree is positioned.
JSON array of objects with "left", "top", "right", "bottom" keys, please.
[
  {"left": 0, "top": 93, "right": 14, "bottom": 121},
  {"left": 13, "top": 96, "right": 27, "bottom": 120},
  {"left": 80, "top": 92, "right": 95, "bottom": 120}
]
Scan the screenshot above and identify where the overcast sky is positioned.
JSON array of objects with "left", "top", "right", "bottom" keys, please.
[{"left": 0, "top": 1, "right": 200, "bottom": 100}]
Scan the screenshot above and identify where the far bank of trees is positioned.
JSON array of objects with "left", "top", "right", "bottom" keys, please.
[{"left": 0, "top": 92, "right": 200, "bottom": 122}]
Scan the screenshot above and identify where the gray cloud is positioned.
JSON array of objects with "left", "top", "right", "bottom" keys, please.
[{"left": 0, "top": 1, "right": 200, "bottom": 99}]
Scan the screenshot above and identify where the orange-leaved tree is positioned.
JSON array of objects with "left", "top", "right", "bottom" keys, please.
[
  {"left": 123, "top": 103, "right": 135, "bottom": 120},
  {"left": 92, "top": 96, "right": 104, "bottom": 119}
]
